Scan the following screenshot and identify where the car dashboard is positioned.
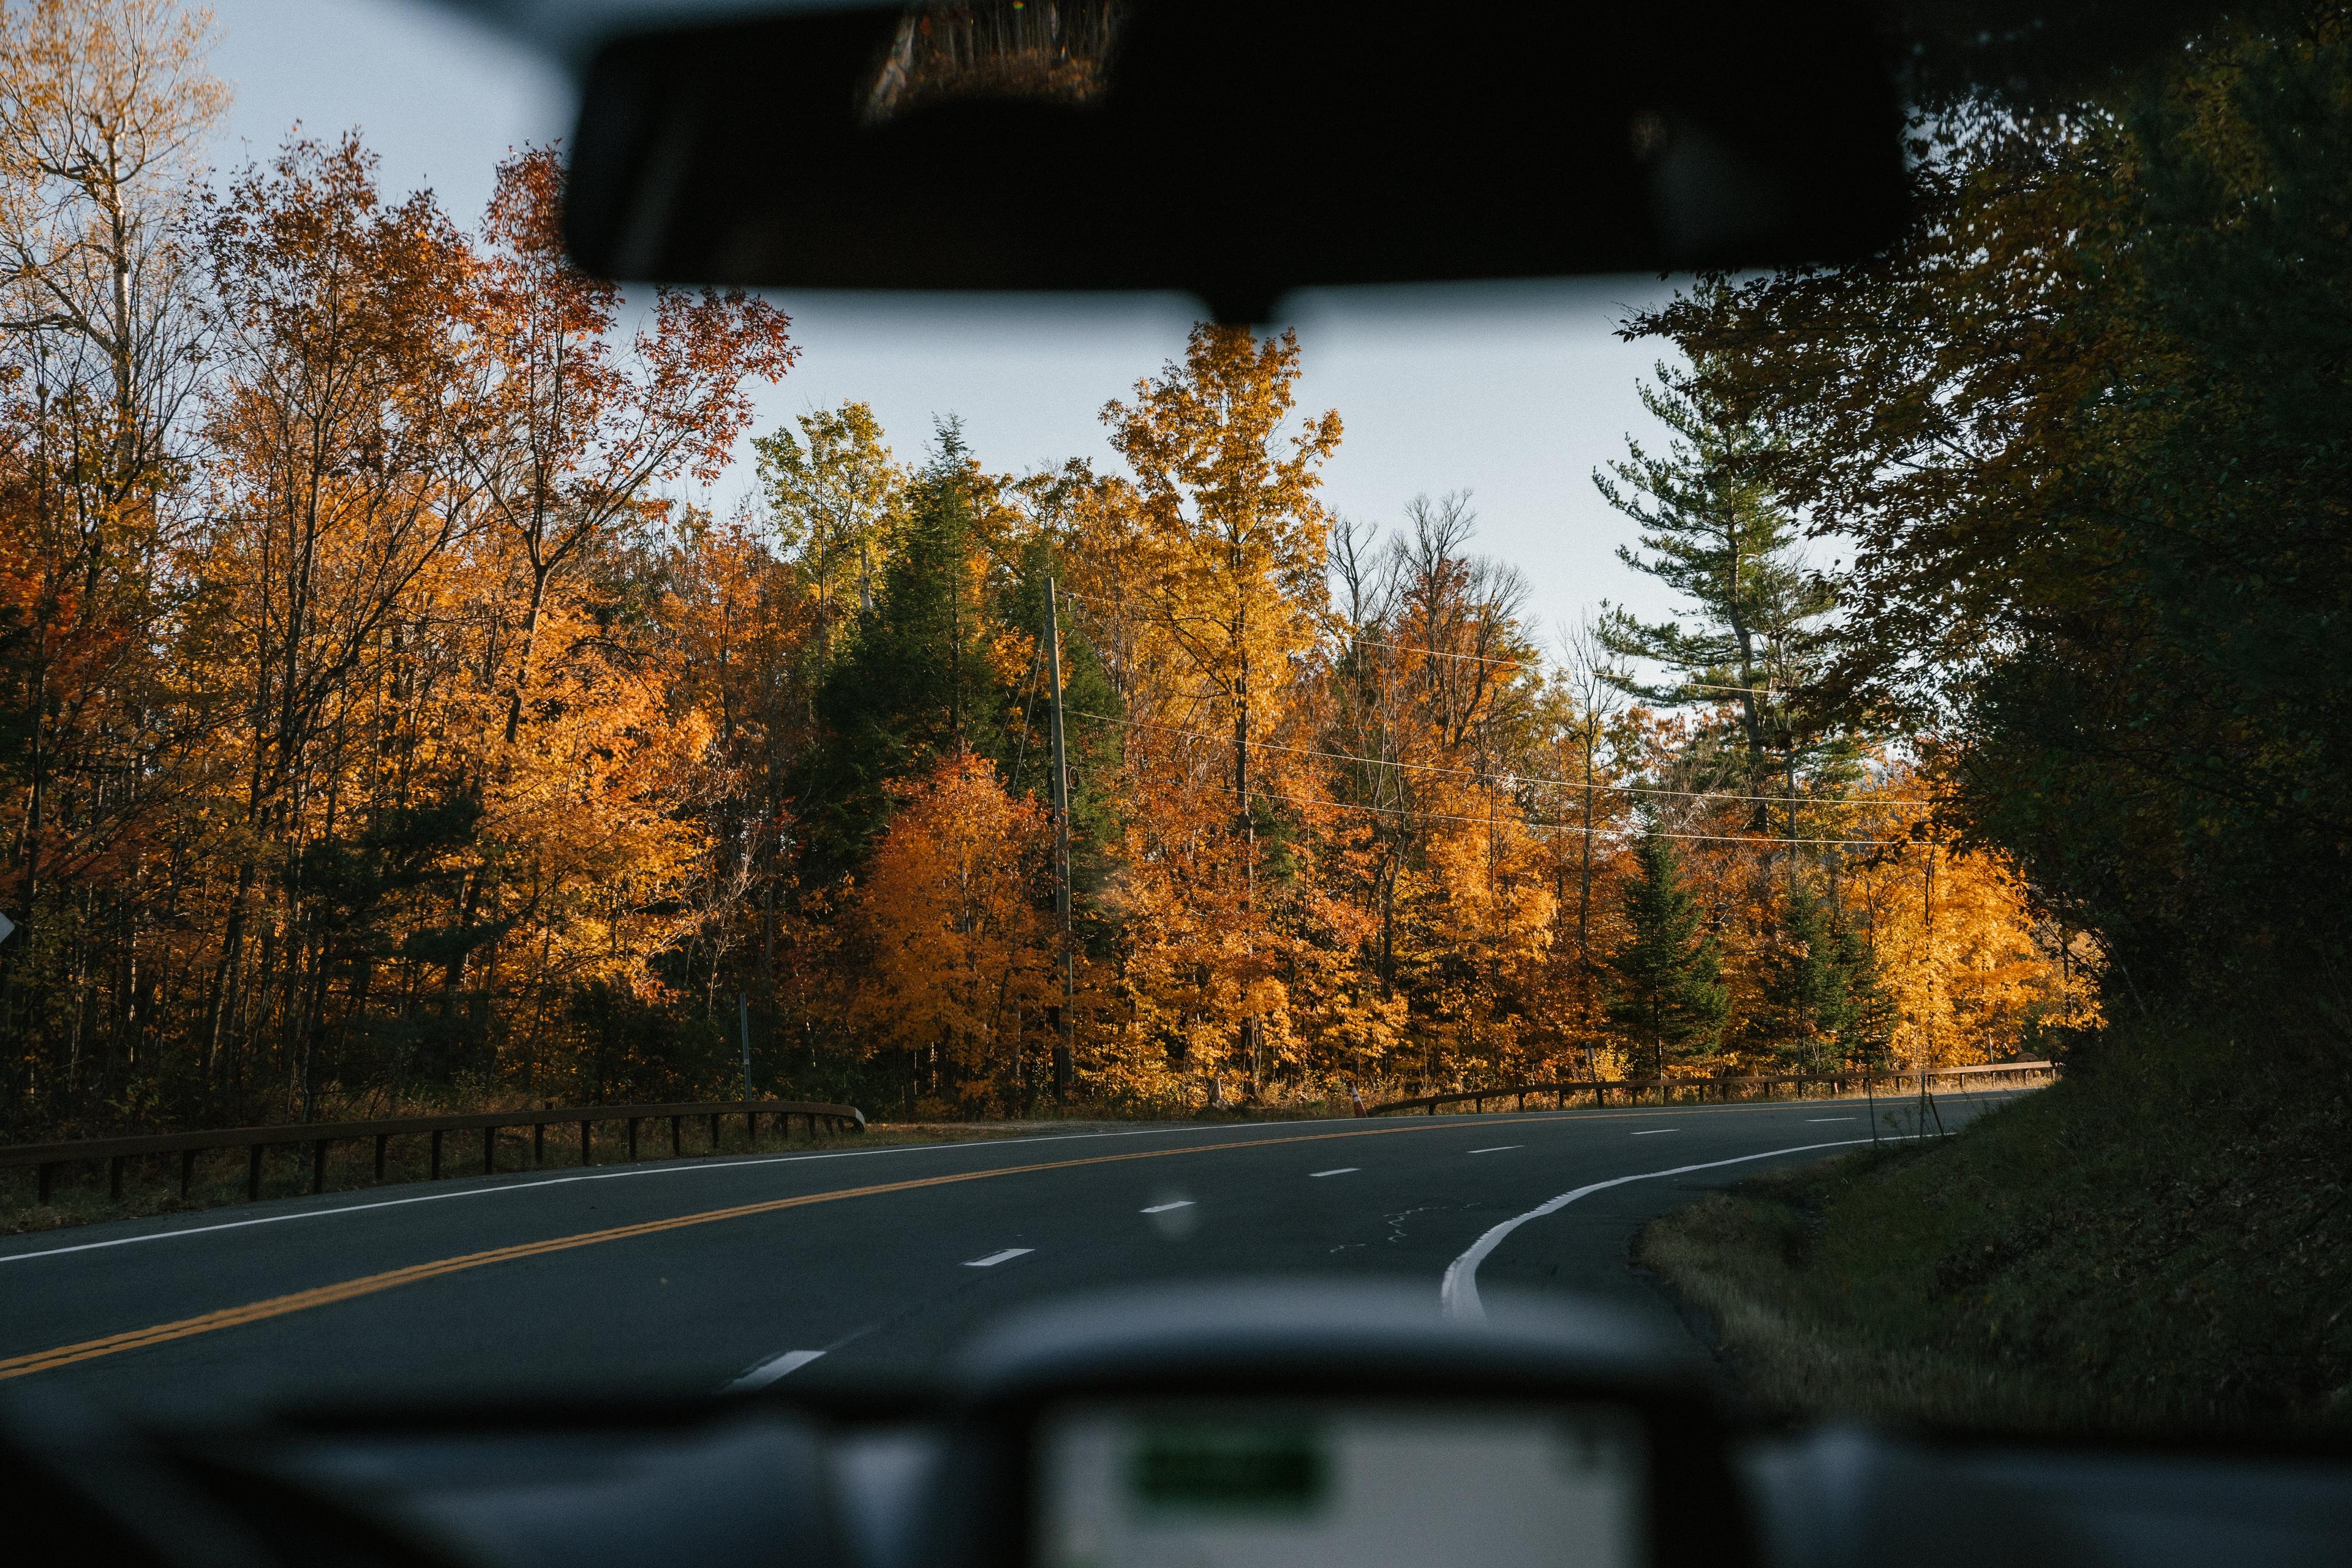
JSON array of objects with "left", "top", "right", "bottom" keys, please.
[{"left": 8, "top": 1283, "right": 2346, "bottom": 1568}]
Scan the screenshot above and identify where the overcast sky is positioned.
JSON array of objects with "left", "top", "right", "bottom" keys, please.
[{"left": 204, "top": 0, "right": 1689, "bottom": 641}]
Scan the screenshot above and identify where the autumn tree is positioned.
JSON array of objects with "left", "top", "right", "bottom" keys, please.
[
  {"left": 194, "top": 133, "right": 474, "bottom": 1110},
  {"left": 846, "top": 752, "right": 1049, "bottom": 1112},
  {"left": 0, "top": 0, "right": 225, "bottom": 1129},
  {"left": 753, "top": 399, "right": 902, "bottom": 669},
  {"left": 1102, "top": 324, "right": 1340, "bottom": 814},
  {"left": 442, "top": 146, "right": 795, "bottom": 993},
  {"left": 1097, "top": 324, "right": 1340, "bottom": 1093}
]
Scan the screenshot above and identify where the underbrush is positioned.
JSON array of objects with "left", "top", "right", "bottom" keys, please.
[{"left": 1641, "top": 1014, "right": 2352, "bottom": 1436}]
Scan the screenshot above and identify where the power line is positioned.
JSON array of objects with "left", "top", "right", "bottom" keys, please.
[
  {"left": 1336, "top": 632, "right": 1782, "bottom": 699},
  {"left": 1054, "top": 586, "right": 1789, "bottom": 701},
  {"left": 1068, "top": 709, "right": 1929, "bottom": 812},
  {"left": 1241, "top": 786, "right": 1901, "bottom": 850}
]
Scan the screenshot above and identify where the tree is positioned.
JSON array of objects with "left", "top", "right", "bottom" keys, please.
[
  {"left": 195, "top": 132, "right": 474, "bottom": 1110},
  {"left": 1098, "top": 324, "right": 1341, "bottom": 1091},
  {"left": 1758, "top": 879, "right": 1847, "bottom": 1073},
  {"left": 797, "top": 422, "right": 1017, "bottom": 876},
  {"left": 0, "top": 0, "right": 225, "bottom": 1129},
  {"left": 1624, "top": 16, "right": 2352, "bottom": 994},
  {"left": 443, "top": 146, "right": 795, "bottom": 993},
  {"left": 752, "top": 399, "right": 902, "bottom": 669},
  {"left": 1102, "top": 323, "right": 1340, "bottom": 815},
  {"left": 1606, "top": 820, "right": 1728, "bottom": 1079},
  {"left": 846, "top": 752, "right": 1049, "bottom": 1111},
  {"left": 460, "top": 146, "right": 797, "bottom": 753},
  {"left": 1593, "top": 363, "right": 1835, "bottom": 831}
]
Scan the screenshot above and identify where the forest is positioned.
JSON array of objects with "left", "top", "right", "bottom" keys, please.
[{"left": 0, "top": 0, "right": 2146, "bottom": 1137}]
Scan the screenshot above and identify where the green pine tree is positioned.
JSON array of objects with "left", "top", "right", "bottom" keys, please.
[
  {"left": 1605, "top": 821, "right": 1731, "bottom": 1079},
  {"left": 1759, "top": 880, "right": 1849, "bottom": 1074},
  {"left": 1833, "top": 918, "right": 1896, "bottom": 1071},
  {"left": 795, "top": 421, "right": 1009, "bottom": 878},
  {"left": 1592, "top": 361, "right": 1838, "bottom": 831}
]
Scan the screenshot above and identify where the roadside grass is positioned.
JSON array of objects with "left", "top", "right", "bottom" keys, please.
[{"left": 1640, "top": 1016, "right": 2352, "bottom": 1436}]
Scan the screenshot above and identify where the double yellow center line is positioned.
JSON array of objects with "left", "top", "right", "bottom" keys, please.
[{"left": 0, "top": 1121, "right": 1438, "bottom": 1382}]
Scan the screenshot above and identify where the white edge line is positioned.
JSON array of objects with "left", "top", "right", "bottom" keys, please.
[
  {"left": 1440, "top": 1136, "right": 1913, "bottom": 1324},
  {"left": 0, "top": 1117, "right": 1373, "bottom": 1268},
  {"left": 1309, "top": 1167, "right": 1359, "bottom": 1177},
  {"left": 1139, "top": 1200, "right": 1195, "bottom": 1213},
  {"left": 725, "top": 1348, "right": 824, "bottom": 1392},
  {"left": 3, "top": 1095, "right": 2016, "bottom": 1268},
  {"left": 964, "top": 1247, "right": 1033, "bottom": 1267}
]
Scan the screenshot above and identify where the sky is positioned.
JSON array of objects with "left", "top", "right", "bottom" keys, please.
[{"left": 204, "top": 0, "right": 1691, "bottom": 643}]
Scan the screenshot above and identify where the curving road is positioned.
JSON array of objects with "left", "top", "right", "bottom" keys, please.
[{"left": 0, "top": 1091, "right": 2029, "bottom": 1418}]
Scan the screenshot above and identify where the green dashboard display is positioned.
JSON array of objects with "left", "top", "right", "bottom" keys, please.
[
  {"left": 1126, "top": 1423, "right": 1327, "bottom": 1510},
  {"left": 1038, "top": 1400, "right": 1648, "bottom": 1568}
]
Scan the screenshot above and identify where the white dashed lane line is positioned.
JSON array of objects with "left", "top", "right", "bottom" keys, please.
[
  {"left": 1140, "top": 1200, "right": 1196, "bottom": 1214},
  {"left": 1310, "top": 1168, "right": 1359, "bottom": 1178},
  {"left": 963, "top": 1248, "right": 1033, "bottom": 1267},
  {"left": 1467, "top": 1146, "right": 1521, "bottom": 1155},
  {"left": 1631, "top": 1129, "right": 1679, "bottom": 1136},
  {"left": 725, "top": 1349, "right": 824, "bottom": 1391},
  {"left": 1806, "top": 1117, "right": 1858, "bottom": 1123}
]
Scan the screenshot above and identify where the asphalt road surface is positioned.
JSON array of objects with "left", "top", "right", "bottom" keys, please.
[{"left": 0, "top": 1090, "right": 2030, "bottom": 1418}]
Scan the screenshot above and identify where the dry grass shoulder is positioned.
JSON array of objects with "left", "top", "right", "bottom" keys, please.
[{"left": 1640, "top": 1017, "right": 2352, "bottom": 1437}]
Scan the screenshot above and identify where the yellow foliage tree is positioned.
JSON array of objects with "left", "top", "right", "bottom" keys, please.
[{"left": 846, "top": 753, "right": 1050, "bottom": 1110}]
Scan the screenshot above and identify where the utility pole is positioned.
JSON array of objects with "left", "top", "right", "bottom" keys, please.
[
  {"left": 737, "top": 991, "right": 753, "bottom": 1100},
  {"left": 1918, "top": 843, "right": 1946, "bottom": 1137},
  {"left": 1046, "top": 581, "right": 1076, "bottom": 1106}
]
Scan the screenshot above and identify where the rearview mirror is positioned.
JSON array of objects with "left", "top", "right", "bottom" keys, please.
[{"left": 564, "top": 0, "right": 1907, "bottom": 320}]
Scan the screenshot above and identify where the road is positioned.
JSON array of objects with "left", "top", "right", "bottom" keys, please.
[{"left": 0, "top": 1090, "right": 2027, "bottom": 1418}]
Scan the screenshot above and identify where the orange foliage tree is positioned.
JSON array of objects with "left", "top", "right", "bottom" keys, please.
[{"left": 845, "top": 753, "right": 1050, "bottom": 1112}]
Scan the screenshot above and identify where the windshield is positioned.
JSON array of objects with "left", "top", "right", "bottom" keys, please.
[{"left": 0, "top": 0, "right": 2341, "bottom": 1449}]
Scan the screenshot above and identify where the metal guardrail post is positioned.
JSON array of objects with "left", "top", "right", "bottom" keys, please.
[{"left": 5, "top": 1097, "right": 864, "bottom": 1210}]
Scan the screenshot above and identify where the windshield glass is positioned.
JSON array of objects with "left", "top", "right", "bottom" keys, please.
[{"left": 0, "top": 0, "right": 2342, "bottom": 1449}]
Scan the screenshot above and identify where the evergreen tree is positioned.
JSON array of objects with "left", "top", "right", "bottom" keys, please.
[
  {"left": 796, "top": 423, "right": 1009, "bottom": 878},
  {"left": 1759, "top": 880, "right": 1849, "bottom": 1074},
  {"left": 1834, "top": 919, "right": 1897, "bottom": 1070},
  {"left": 1592, "top": 362, "right": 1837, "bottom": 831},
  {"left": 1605, "top": 822, "right": 1730, "bottom": 1078}
]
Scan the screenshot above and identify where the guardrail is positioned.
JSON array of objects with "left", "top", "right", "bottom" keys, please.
[
  {"left": 0, "top": 1098, "right": 866, "bottom": 1206},
  {"left": 1369, "top": 1061, "right": 2056, "bottom": 1116}
]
